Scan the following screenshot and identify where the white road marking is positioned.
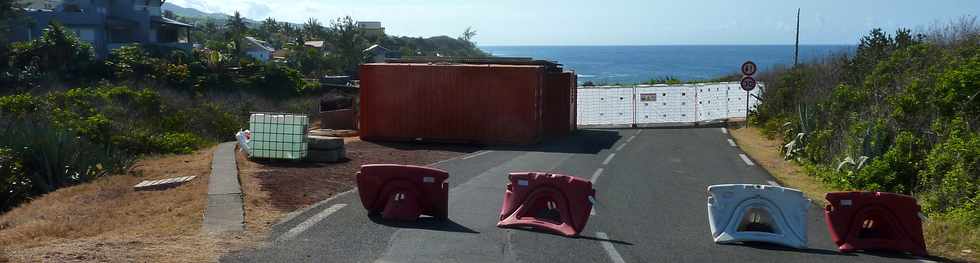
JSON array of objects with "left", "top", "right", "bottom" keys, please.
[
  {"left": 739, "top": 154, "right": 755, "bottom": 166},
  {"left": 590, "top": 168, "right": 605, "bottom": 183},
  {"left": 917, "top": 259, "right": 937, "bottom": 263},
  {"left": 727, "top": 139, "right": 737, "bottom": 147},
  {"left": 277, "top": 203, "right": 347, "bottom": 242},
  {"left": 636, "top": 130, "right": 642, "bottom": 135},
  {"left": 277, "top": 189, "right": 357, "bottom": 227},
  {"left": 596, "top": 232, "right": 627, "bottom": 263},
  {"left": 767, "top": 180, "right": 781, "bottom": 187},
  {"left": 461, "top": 150, "right": 492, "bottom": 160},
  {"left": 591, "top": 207, "right": 597, "bottom": 216},
  {"left": 602, "top": 153, "right": 617, "bottom": 165},
  {"left": 721, "top": 128, "right": 728, "bottom": 134},
  {"left": 626, "top": 136, "right": 636, "bottom": 143},
  {"left": 615, "top": 143, "right": 627, "bottom": 152}
]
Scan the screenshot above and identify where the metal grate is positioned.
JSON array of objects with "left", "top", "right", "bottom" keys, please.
[{"left": 248, "top": 112, "right": 309, "bottom": 160}]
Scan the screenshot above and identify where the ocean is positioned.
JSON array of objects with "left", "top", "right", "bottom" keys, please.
[{"left": 480, "top": 45, "right": 854, "bottom": 84}]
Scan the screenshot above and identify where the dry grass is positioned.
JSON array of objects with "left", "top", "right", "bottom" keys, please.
[
  {"left": 729, "top": 126, "right": 835, "bottom": 206},
  {"left": 0, "top": 146, "right": 219, "bottom": 262},
  {"left": 731, "top": 126, "right": 979, "bottom": 262}
]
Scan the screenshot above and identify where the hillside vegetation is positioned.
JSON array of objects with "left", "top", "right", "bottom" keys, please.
[
  {"left": 0, "top": 2, "right": 487, "bottom": 213},
  {"left": 754, "top": 17, "right": 979, "bottom": 259}
]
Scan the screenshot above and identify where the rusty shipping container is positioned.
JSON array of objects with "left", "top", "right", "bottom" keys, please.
[
  {"left": 543, "top": 71, "right": 577, "bottom": 136},
  {"left": 360, "top": 63, "right": 575, "bottom": 145}
]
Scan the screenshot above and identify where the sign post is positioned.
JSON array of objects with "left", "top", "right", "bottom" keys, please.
[{"left": 740, "top": 61, "right": 758, "bottom": 127}]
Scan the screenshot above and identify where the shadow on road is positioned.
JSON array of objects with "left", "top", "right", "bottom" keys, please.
[
  {"left": 486, "top": 129, "right": 622, "bottom": 154},
  {"left": 368, "top": 215, "right": 480, "bottom": 234},
  {"left": 577, "top": 234, "right": 635, "bottom": 246},
  {"left": 724, "top": 242, "right": 851, "bottom": 256}
]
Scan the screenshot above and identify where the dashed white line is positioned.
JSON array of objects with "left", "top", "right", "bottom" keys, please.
[
  {"left": 727, "top": 139, "right": 737, "bottom": 147},
  {"left": 767, "top": 180, "right": 781, "bottom": 187},
  {"left": 738, "top": 154, "right": 755, "bottom": 166},
  {"left": 602, "top": 153, "right": 617, "bottom": 165},
  {"left": 917, "top": 258, "right": 937, "bottom": 263},
  {"left": 721, "top": 127, "right": 728, "bottom": 134},
  {"left": 590, "top": 168, "right": 605, "bottom": 183},
  {"left": 615, "top": 143, "right": 627, "bottom": 151},
  {"left": 596, "top": 232, "right": 627, "bottom": 263},
  {"left": 626, "top": 136, "right": 636, "bottom": 143},
  {"left": 461, "top": 150, "right": 492, "bottom": 160},
  {"left": 277, "top": 203, "right": 347, "bottom": 242}
]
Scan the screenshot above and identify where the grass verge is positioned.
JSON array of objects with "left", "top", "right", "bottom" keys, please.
[
  {"left": 0, "top": 146, "right": 219, "bottom": 262},
  {"left": 730, "top": 126, "right": 978, "bottom": 262}
]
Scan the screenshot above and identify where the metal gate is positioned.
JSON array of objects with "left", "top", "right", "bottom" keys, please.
[{"left": 576, "top": 82, "right": 762, "bottom": 127}]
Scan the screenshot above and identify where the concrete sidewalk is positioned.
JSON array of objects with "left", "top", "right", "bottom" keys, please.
[{"left": 203, "top": 142, "right": 245, "bottom": 234}]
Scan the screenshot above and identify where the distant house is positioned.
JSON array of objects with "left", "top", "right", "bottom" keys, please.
[
  {"left": 10, "top": 0, "right": 194, "bottom": 57},
  {"left": 243, "top": 36, "right": 274, "bottom": 62},
  {"left": 356, "top": 21, "right": 385, "bottom": 38},
  {"left": 303, "top": 40, "right": 334, "bottom": 53},
  {"left": 18, "top": 0, "right": 59, "bottom": 10}
]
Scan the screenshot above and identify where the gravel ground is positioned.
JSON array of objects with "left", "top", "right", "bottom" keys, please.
[{"left": 242, "top": 139, "right": 480, "bottom": 211}]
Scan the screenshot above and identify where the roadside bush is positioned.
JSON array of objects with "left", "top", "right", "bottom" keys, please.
[
  {"left": 152, "top": 132, "right": 208, "bottom": 155},
  {"left": 0, "top": 147, "right": 26, "bottom": 213},
  {"left": 754, "top": 19, "right": 980, "bottom": 229}
]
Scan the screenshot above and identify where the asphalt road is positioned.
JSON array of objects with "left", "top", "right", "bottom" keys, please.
[{"left": 223, "top": 128, "right": 927, "bottom": 263}]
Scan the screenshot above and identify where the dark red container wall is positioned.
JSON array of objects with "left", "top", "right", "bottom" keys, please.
[
  {"left": 359, "top": 63, "right": 546, "bottom": 145},
  {"left": 544, "top": 72, "right": 577, "bottom": 136}
]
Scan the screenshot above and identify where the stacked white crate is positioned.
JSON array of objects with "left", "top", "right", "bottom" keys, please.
[
  {"left": 635, "top": 84, "right": 696, "bottom": 123},
  {"left": 576, "top": 86, "right": 633, "bottom": 126}
]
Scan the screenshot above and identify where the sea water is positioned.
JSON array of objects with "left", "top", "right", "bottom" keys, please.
[{"left": 481, "top": 45, "right": 853, "bottom": 84}]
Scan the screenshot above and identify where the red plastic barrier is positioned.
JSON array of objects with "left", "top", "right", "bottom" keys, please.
[
  {"left": 497, "top": 172, "right": 595, "bottom": 237},
  {"left": 824, "top": 192, "right": 927, "bottom": 256},
  {"left": 356, "top": 164, "right": 449, "bottom": 221}
]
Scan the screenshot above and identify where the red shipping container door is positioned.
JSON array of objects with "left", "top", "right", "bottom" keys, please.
[
  {"left": 543, "top": 72, "right": 577, "bottom": 136},
  {"left": 360, "top": 63, "right": 545, "bottom": 145}
]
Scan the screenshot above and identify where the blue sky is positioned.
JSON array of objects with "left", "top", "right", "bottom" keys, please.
[{"left": 168, "top": 0, "right": 980, "bottom": 45}]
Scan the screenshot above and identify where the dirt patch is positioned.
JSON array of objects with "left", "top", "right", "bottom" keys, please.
[
  {"left": 729, "top": 126, "right": 835, "bottom": 206},
  {"left": 241, "top": 140, "right": 478, "bottom": 212},
  {"left": 0, "top": 146, "right": 219, "bottom": 262}
]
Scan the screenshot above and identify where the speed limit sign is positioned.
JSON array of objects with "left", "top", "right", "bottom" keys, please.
[
  {"left": 740, "top": 76, "right": 757, "bottom": 91},
  {"left": 741, "top": 61, "right": 757, "bottom": 76}
]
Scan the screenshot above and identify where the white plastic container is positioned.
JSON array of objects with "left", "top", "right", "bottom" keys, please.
[
  {"left": 707, "top": 184, "right": 811, "bottom": 248},
  {"left": 248, "top": 113, "right": 309, "bottom": 160}
]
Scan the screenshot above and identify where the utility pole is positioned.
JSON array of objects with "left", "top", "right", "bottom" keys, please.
[{"left": 794, "top": 8, "right": 800, "bottom": 67}]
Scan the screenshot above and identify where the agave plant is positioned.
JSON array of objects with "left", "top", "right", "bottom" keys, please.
[{"left": 782, "top": 104, "right": 817, "bottom": 160}]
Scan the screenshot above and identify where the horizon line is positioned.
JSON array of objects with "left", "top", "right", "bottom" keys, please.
[{"left": 478, "top": 44, "right": 856, "bottom": 47}]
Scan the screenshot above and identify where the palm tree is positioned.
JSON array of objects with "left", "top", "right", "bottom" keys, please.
[
  {"left": 261, "top": 17, "right": 280, "bottom": 34},
  {"left": 303, "top": 18, "right": 324, "bottom": 40},
  {"left": 225, "top": 11, "right": 247, "bottom": 57}
]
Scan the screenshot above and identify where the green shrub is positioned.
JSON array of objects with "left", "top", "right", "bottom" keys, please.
[
  {"left": 918, "top": 117, "right": 980, "bottom": 224},
  {"left": 152, "top": 132, "right": 207, "bottom": 154},
  {"left": 0, "top": 147, "right": 26, "bottom": 212}
]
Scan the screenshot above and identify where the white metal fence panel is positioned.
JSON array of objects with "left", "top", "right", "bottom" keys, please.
[
  {"left": 635, "top": 85, "right": 696, "bottom": 123},
  {"left": 576, "top": 82, "right": 764, "bottom": 127},
  {"left": 696, "top": 83, "right": 729, "bottom": 122},
  {"left": 577, "top": 86, "right": 634, "bottom": 126}
]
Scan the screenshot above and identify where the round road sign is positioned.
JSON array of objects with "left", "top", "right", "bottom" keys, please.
[
  {"left": 740, "top": 76, "right": 757, "bottom": 91},
  {"left": 741, "top": 61, "right": 758, "bottom": 76}
]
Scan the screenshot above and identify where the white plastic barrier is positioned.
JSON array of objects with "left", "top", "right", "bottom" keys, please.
[
  {"left": 707, "top": 184, "right": 811, "bottom": 248},
  {"left": 577, "top": 86, "right": 634, "bottom": 126},
  {"left": 577, "top": 82, "right": 763, "bottom": 127},
  {"left": 635, "top": 85, "right": 696, "bottom": 123}
]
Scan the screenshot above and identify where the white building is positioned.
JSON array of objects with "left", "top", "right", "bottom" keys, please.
[
  {"left": 356, "top": 21, "right": 385, "bottom": 37},
  {"left": 243, "top": 36, "right": 274, "bottom": 62}
]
